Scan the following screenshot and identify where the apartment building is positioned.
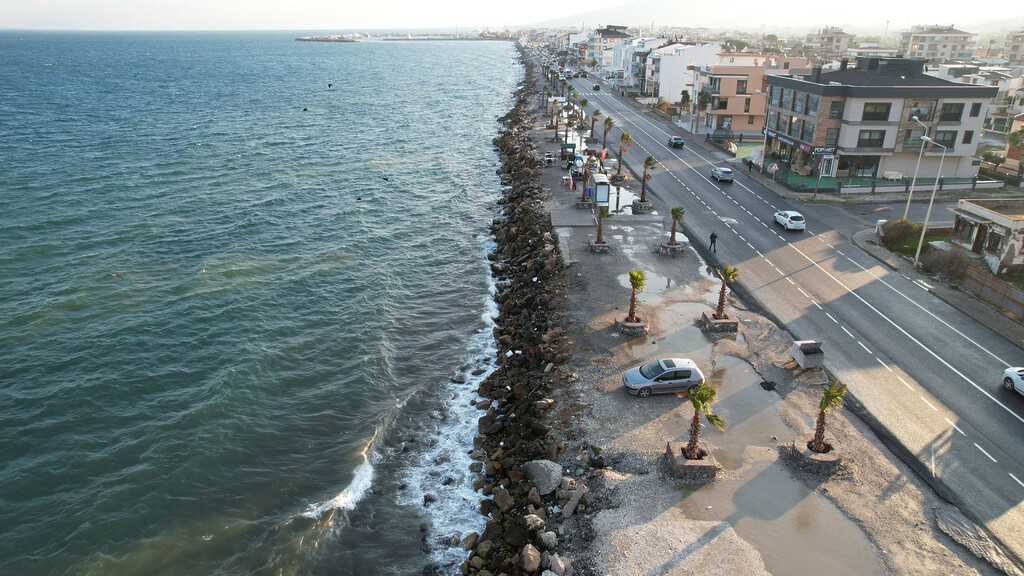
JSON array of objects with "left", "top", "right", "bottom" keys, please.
[
  {"left": 695, "top": 54, "right": 812, "bottom": 133},
  {"left": 1007, "top": 29, "right": 1024, "bottom": 63},
  {"left": 900, "top": 25, "right": 975, "bottom": 62},
  {"left": 805, "top": 27, "right": 855, "bottom": 55},
  {"left": 609, "top": 37, "right": 668, "bottom": 85},
  {"left": 763, "top": 57, "right": 997, "bottom": 181},
  {"left": 586, "top": 26, "right": 631, "bottom": 73},
  {"left": 643, "top": 42, "right": 720, "bottom": 103}
]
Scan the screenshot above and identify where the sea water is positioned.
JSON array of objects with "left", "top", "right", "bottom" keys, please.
[{"left": 0, "top": 31, "right": 519, "bottom": 575}]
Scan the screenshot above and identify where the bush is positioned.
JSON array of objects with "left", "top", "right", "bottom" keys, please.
[
  {"left": 880, "top": 219, "right": 922, "bottom": 250},
  {"left": 920, "top": 246, "right": 969, "bottom": 279}
]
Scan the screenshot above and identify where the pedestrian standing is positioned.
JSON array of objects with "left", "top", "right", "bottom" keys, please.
[
  {"left": 709, "top": 231, "right": 717, "bottom": 252},
  {"left": 748, "top": 160, "right": 753, "bottom": 173}
]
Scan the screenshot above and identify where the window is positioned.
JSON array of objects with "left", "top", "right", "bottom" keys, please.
[
  {"left": 970, "top": 102, "right": 981, "bottom": 117},
  {"left": 744, "top": 98, "right": 750, "bottom": 113},
  {"left": 857, "top": 130, "right": 885, "bottom": 147},
  {"left": 794, "top": 93, "right": 805, "bottom": 114},
  {"left": 903, "top": 128, "right": 925, "bottom": 147},
  {"left": 737, "top": 79, "right": 747, "bottom": 94},
  {"left": 781, "top": 90, "right": 792, "bottom": 110},
  {"left": 829, "top": 100, "right": 844, "bottom": 119},
  {"left": 806, "top": 94, "right": 820, "bottom": 116},
  {"left": 933, "top": 130, "right": 956, "bottom": 148},
  {"left": 802, "top": 120, "right": 816, "bottom": 141},
  {"left": 963, "top": 130, "right": 974, "bottom": 144},
  {"left": 862, "top": 103, "right": 891, "bottom": 121},
  {"left": 748, "top": 115, "right": 755, "bottom": 125},
  {"left": 771, "top": 87, "right": 782, "bottom": 107},
  {"left": 825, "top": 128, "right": 839, "bottom": 146},
  {"left": 767, "top": 111, "right": 777, "bottom": 130},
  {"left": 940, "top": 103, "right": 964, "bottom": 121}
]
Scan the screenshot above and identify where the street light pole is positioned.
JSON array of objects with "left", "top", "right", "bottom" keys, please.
[
  {"left": 913, "top": 136, "right": 948, "bottom": 268},
  {"left": 903, "top": 115, "right": 929, "bottom": 220}
]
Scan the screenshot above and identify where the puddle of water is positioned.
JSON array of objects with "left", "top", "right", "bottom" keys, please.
[
  {"left": 677, "top": 461, "right": 884, "bottom": 576},
  {"left": 616, "top": 271, "right": 671, "bottom": 297},
  {"left": 627, "top": 321, "right": 712, "bottom": 366},
  {"left": 703, "top": 356, "right": 791, "bottom": 469},
  {"left": 675, "top": 355, "right": 884, "bottom": 576}
]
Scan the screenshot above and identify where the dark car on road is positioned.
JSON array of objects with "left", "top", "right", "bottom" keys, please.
[{"left": 668, "top": 136, "right": 685, "bottom": 148}]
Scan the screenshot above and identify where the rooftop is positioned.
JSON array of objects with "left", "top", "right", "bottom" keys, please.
[
  {"left": 960, "top": 199, "right": 1024, "bottom": 220},
  {"left": 813, "top": 57, "right": 961, "bottom": 87}
]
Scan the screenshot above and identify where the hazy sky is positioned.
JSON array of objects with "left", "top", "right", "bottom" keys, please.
[{"left": 2, "top": 0, "right": 1021, "bottom": 32}]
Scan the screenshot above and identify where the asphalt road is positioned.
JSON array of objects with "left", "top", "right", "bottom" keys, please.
[{"left": 562, "top": 74, "right": 1024, "bottom": 563}]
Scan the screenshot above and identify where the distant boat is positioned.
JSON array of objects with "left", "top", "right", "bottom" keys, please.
[{"left": 296, "top": 36, "right": 357, "bottom": 43}]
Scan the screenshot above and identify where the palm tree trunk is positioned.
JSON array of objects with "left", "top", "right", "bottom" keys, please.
[
  {"left": 715, "top": 280, "right": 727, "bottom": 318},
  {"left": 627, "top": 287, "right": 637, "bottom": 322},
  {"left": 596, "top": 215, "right": 605, "bottom": 244},
  {"left": 811, "top": 410, "right": 827, "bottom": 452},
  {"left": 684, "top": 410, "right": 702, "bottom": 459},
  {"left": 669, "top": 220, "right": 678, "bottom": 245}
]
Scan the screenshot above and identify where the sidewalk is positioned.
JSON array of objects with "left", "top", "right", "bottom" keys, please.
[{"left": 851, "top": 229, "right": 1024, "bottom": 353}]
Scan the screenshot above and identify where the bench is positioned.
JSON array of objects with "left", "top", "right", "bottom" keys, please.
[{"left": 882, "top": 170, "right": 903, "bottom": 181}]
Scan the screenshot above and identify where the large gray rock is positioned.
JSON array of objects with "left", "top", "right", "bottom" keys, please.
[
  {"left": 523, "top": 460, "right": 562, "bottom": 495},
  {"left": 521, "top": 544, "right": 541, "bottom": 572}
]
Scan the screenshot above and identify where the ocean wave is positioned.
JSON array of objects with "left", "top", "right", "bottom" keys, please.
[{"left": 301, "top": 436, "right": 377, "bottom": 519}]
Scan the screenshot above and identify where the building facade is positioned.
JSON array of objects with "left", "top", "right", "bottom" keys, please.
[
  {"left": 763, "top": 57, "right": 997, "bottom": 181},
  {"left": 900, "top": 25, "right": 975, "bottom": 62},
  {"left": 950, "top": 199, "right": 1024, "bottom": 273},
  {"left": 806, "top": 27, "right": 855, "bottom": 55},
  {"left": 586, "top": 26, "right": 631, "bottom": 73},
  {"left": 644, "top": 43, "right": 720, "bottom": 104},
  {"left": 696, "top": 55, "right": 811, "bottom": 134},
  {"left": 1007, "top": 29, "right": 1024, "bottom": 63}
]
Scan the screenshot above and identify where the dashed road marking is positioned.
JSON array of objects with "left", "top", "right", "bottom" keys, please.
[
  {"left": 921, "top": 397, "right": 938, "bottom": 411},
  {"left": 975, "top": 443, "right": 998, "bottom": 463},
  {"left": 945, "top": 418, "right": 966, "bottom": 436}
]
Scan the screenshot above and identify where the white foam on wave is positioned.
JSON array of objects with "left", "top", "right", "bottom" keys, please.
[{"left": 301, "top": 438, "right": 376, "bottom": 519}]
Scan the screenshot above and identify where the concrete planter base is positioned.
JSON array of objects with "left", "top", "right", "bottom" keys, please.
[
  {"left": 575, "top": 200, "right": 595, "bottom": 209},
  {"left": 615, "top": 317, "right": 648, "bottom": 336},
  {"left": 659, "top": 242, "right": 686, "bottom": 255},
  {"left": 666, "top": 441, "right": 721, "bottom": 483},
  {"left": 791, "top": 433, "right": 842, "bottom": 475},
  {"left": 701, "top": 311, "right": 738, "bottom": 333},
  {"left": 589, "top": 241, "right": 612, "bottom": 253},
  {"left": 632, "top": 200, "right": 655, "bottom": 214}
]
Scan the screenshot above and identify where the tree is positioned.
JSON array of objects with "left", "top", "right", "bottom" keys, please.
[
  {"left": 1008, "top": 128, "right": 1024, "bottom": 184},
  {"left": 640, "top": 155, "right": 657, "bottom": 202},
  {"left": 595, "top": 205, "right": 610, "bottom": 244},
  {"left": 565, "top": 119, "right": 575, "bottom": 143},
  {"left": 580, "top": 98, "right": 588, "bottom": 110},
  {"left": 580, "top": 157, "right": 598, "bottom": 202},
  {"left": 668, "top": 206, "right": 685, "bottom": 245},
  {"left": 617, "top": 132, "right": 633, "bottom": 176},
  {"left": 683, "top": 384, "right": 727, "bottom": 460},
  {"left": 714, "top": 265, "right": 739, "bottom": 319},
  {"left": 679, "top": 90, "right": 691, "bottom": 110},
  {"left": 590, "top": 109, "right": 601, "bottom": 137},
  {"left": 626, "top": 269, "right": 645, "bottom": 323},
  {"left": 603, "top": 116, "right": 615, "bottom": 151},
  {"left": 550, "top": 99, "right": 560, "bottom": 127},
  {"left": 697, "top": 91, "right": 711, "bottom": 128},
  {"left": 810, "top": 381, "right": 848, "bottom": 453}
]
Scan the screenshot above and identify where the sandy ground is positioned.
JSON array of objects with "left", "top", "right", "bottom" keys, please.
[{"left": 529, "top": 115, "right": 1013, "bottom": 576}]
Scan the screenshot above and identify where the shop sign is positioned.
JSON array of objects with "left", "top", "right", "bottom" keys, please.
[
  {"left": 764, "top": 129, "right": 795, "bottom": 147},
  {"left": 799, "top": 143, "right": 812, "bottom": 153},
  {"left": 812, "top": 146, "right": 837, "bottom": 154}
]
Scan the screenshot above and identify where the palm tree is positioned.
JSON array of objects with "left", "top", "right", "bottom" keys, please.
[
  {"left": 668, "top": 206, "right": 685, "bottom": 245},
  {"left": 625, "top": 269, "right": 645, "bottom": 322},
  {"left": 550, "top": 99, "right": 560, "bottom": 127},
  {"left": 565, "top": 119, "right": 575, "bottom": 143},
  {"left": 580, "top": 157, "right": 598, "bottom": 202},
  {"left": 595, "top": 206, "right": 610, "bottom": 244},
  {"left": 714, "top": 266, "right": 739, "bottom": 319},
  {"left": 603, "top": 116, "right": 614, "bottom": 151},
  {"left": 590, "top": 109, "right": 601, "bottom": 138},
  {"left": 680, "top": 89, "right": 691, "bottom": 110},
  {"left": 580, "top": 97, "right": 588, "bottom": 110},
  {"left": 1008, "top": 128, "right": 1024, "bottom": 185},
  {"left": 683, "top": 384, "right": 727, "bottom": 460},
  {"left": 810, "top": 381, "right": 848, "bottom": 453},
  {"left": 616, "top": 132, "right": 633, "bottom": 176},
  {"left": 640, "top": 155, "right": 656, "bottom": 202}
]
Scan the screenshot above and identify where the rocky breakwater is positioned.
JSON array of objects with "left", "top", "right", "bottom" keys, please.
[{"left": 456, "top": 45, "right": 579, "bottom": 576}]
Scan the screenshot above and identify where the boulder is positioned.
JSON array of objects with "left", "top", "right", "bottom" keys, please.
[
  {"left": 520, "top": 544, "right": 541, "bottom": 572},
  {"left": 523, "top": 460, "right": 562, "bottom": 495}
]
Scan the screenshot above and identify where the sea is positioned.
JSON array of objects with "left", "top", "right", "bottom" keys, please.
[{"left": 0, "top": 31, "right": 520, "bottom": 576}]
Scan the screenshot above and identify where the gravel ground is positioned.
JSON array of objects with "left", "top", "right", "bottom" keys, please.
[{"left": 528, "top": 115, "right": 1014, "bottom": 576}]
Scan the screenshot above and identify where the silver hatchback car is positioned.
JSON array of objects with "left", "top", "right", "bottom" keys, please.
[{"left": 622, "top": 358, "right": 706, "bottom": 398}]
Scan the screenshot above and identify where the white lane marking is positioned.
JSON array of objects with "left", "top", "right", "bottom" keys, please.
[
  {"left": 1010, "top": 473, "right": 1024, "bottom": 489},
  {"left": 826, "top": 312, "right": 839, "bottom": 324},
  {"left": 784, "top": 240, "right": 1024, "bottom": 425},
  {"left": 898, "top": 376, "right": 913, "bottom": 391},
  {"left": 812, "top": 300, "right": 822, "bottom": 309},
  {"left": 877, "top": 358, "right": 892, "bottom": 372},
  {"left": 746, "top": 242, "right": 755, "bottom": 250},
  {"left": 764, "top": 259, "right": 774, "bottom": 267},
  {"left": 774, "top": 267, "right": 785, "bottom": 276},
  {"left": 921, "top": 397, "right": 938, "bottom": 411},
  {"left": 974, "top": 443, "right": 998, "bottom": 463},
  {"left": 944, "top": 418, "right": 966, "bottom": 436},
  {"left": 786, "top": 277, "right": 795, "bottom": 285},
  {"left": 842, "top": 326, "right": 855, "bottom": 338},
  {"left": 797, "top": 287, "right": 809, "bottom": 298},
  {"left": 858, "top": 341, "right": 871, "bottom": 353}
]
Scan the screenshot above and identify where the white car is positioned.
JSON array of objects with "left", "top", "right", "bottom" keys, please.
[
  {"left": 774, "top": 210, "right": 806, "bottom": 231},
  {"left": 1002, "top": 367, "right": 1024, "bottom": 395},
  {"left": 711, "top": 166, "right": 733, "bottom": 182},
  {"left": 622, "top": 358, "right": 706, "bottom": 398}
]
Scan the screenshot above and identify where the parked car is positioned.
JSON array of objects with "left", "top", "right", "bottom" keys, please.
[
  {"left": 773, "top": 210, "right": 806, "bottom": 231},
  {"left": 668, "top": 136, "right": 685, "bottom": 148},
  {"left": 593, "top": 84, "right": 601, "bottom": 91},
  {"left": 1002, "top": 367, "right": 1024, "bottom": 395},
  {"left": 710, "top": 166, "right": 733, "bottom": 182},
  {"left": 622, "top": 358, "right": 706, "bottom": 398},
  {"left": 581, "top": 71, "right": 588, "bottom": 78}
]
